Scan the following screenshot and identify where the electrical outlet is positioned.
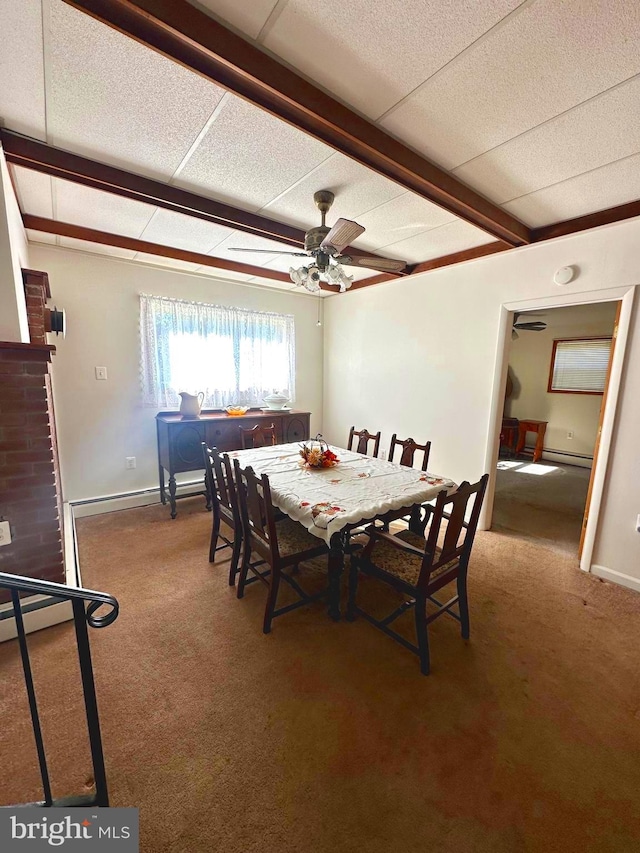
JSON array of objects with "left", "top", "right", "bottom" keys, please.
[
  {"left": 0, "top": 520, "right": 11, "bottom": 547},
  {"left": 125, "top": 457, "right": 136, "bottom": 469},
  {"left": 567, "top": 430, "right": 574, "bottom": 439},
  {"left": 95, "top": 366, "right": 108, "bottom": 380}
]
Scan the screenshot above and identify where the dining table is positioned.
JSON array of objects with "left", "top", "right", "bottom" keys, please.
[{"left": 229, "top": 441, "right": 457, "bottom": 619}]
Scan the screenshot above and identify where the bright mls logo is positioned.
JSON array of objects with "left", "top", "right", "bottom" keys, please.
[{"left": 0, "top": 808, "right": 138, "bottom": 850}]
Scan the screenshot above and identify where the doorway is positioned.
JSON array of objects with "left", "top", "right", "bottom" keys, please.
[
  {"left": 493, "top": 302, "right": 618, "bottom": 555},
  {"left": 481, "top": 285, "right": 635, "bottom": 574}
]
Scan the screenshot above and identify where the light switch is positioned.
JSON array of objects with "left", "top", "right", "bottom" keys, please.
[
  {"left": 95, "top": 366, "right": 108, "bottom": 380},
  {"left": 0, "top": 520, "right": 11, "bottom": 546}
]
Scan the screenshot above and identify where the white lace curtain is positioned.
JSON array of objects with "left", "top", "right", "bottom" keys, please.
[{"left": 140, "top": 293, "right": 295, "bottom": 408}]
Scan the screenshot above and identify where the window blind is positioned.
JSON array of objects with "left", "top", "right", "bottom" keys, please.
[{"left": 550, "top": 338, "right": 612, "bottom": 393}]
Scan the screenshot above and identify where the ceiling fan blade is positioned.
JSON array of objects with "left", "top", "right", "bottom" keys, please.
[
  {"left": 320, "top": 218, "right": 365, "bottom": 253},
  {"left": 513, "top": 321, "right": 547, "bottom": 331},
  {"left": 229, "top": 247, "right": 309, "bottom": 256},
  {"left": 338, "top": 253, "right": 407, "bottom": 273}
]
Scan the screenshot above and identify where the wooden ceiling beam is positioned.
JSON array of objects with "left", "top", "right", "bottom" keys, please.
[
  {"left": 62, "top": 0, "right": 531, "bottom": 248},
  {"left": 532, "top": 200, "right": 640, "bottom": 242},
  {"left": 23, "top": 214, "right": 315, "bottom": 286},
  {"left": 2, "top": 129, "right": 307, "bottom": 248}
]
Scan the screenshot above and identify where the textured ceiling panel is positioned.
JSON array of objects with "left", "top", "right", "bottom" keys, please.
[
  {"left": 48, "top": 0, "right": 225, "bottom": 178},
  {"left": 262, "top": 153, "right": 407, "bottom": 234},
  {"left": 378, "top": 219, "right": 494, "bottom": 263},
  {"left": 188, "top": 0, "right": 279, "bottom": 40},
  {"left": 502, "top": 153, "right": 640, "bottom": 227},
  {"left": 204, "top": 230, "right": 297, "bottom": 266},
  {"left": 139, "top": 209, "right": 236, "bottom": 254},
  {"left": 0, "top": 0, "right": 46, "bottom": 138},
  {"left": 12, "top": 166, "right": 54, "bottom": 218},
  {"left": 262, "top": 0, "right": 523, "bottom": 119},
  {"left": 58, "top": 236, "right": 137, "bottom": 258},
  {"left": 132, "top": 252, "right": 201, "bottom": 272},
  {"left": 26, "top": 229, "right": 57, "bottom": 245},
  {"left": 381, "top": 0, "right": 640, "bottom": 170},
  {"left": 454, "top": 77, "right": 640, "bottom": 203},
  {"left": 353, "top": 192, "right": 455, "bottom": 251},
  {"left": 176, "top": 94, "right": 333, "bottom": 208},
  {"left": 54, "top": 178, "right": 156, "bottom": 236}
]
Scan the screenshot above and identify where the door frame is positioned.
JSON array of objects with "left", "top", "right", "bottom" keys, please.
[{"left": 480, "top": 284, "right": 635, "bottom": 575}]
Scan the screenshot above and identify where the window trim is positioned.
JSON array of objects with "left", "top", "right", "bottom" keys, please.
[{"left": 547, "top": 336, "right": 612, "bottom": 396}]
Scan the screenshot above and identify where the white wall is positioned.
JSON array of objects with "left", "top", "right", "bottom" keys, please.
[
  {"left": 0, "top": 149, "right": 30, "bottom": 342},
  {"left": 323, "top": 217, "right": 640, "bottom": 585},
  {"left": 507, "top": 302, "right": 618, "bottom": 465},
  {"left": 28, "top": 245, "right": 324, "bottom": 502}
]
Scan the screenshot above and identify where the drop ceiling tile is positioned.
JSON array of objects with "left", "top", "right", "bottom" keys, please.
[
  {"left": 502, "top": 153, "right": 640, "bottom": 227},
  {"left": 0, "top": 0, "right": 46, "bottom": 138},
  {"left": 454, "top": 77, "right": 640, "bottom": 203},
  {"left": 378, "top": 219, "right": 494, "bottom": 264},
  {"left": 175, "top": 94, "right": 333, "bottom": 209},
  {"left": 48, "top": 0, "right": 225, "bottom": 179},
  {"left": 54, "top": 179, "right": 156, "bottom": 236},
  {"left": 262, "top": 153, "right": 407, "bottom": 234},
  {"left": 12, "top": 166, "right": 54, "bottom": 218},
  {"left": 133, "top": 252, "right": 201, "bottom": 272},
  {"left": 381, "top": 0, "right": 640, "bottom": 169},
  {"left": 262, "top": 0, "right": 522, "bottom": 119},
  {"left": 58, "top": 236, "right": 137, "bottom": 259},
  {"left": 139, "top": 209, "right": 236, "bottom": 254},
  {"left": 188, "top": 0, "right": 279, "bottom": 40},
  {"left": 26, "top": 229, "right": 57, "bottom": 245},
  {"left": 353, "top": 193, "right": 455, "bottom": 250},
  {"left": 207, "top": 230, "right": 303, "bottom": 267}
]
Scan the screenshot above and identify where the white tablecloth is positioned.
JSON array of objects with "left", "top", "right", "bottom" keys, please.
[{"left": 230, "top": 442, "right": 456, "bottom": 545}]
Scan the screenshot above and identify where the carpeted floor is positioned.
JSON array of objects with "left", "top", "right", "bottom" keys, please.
[
  {"left": 1, "top": 497, "right": 640, "bottom": 852},
  {"left": 493, "top": 460, "right": 590, "bottom": 554}
]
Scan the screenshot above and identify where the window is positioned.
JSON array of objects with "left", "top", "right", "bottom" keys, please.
[
  {"left": 548, "top": 337, "right": 612, "bottom": 394},
  {"left": 140, "top": 294, "right": 295, "bottom": 408}
]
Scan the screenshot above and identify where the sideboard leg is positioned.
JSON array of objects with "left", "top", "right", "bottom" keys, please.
[
  {"left": 168, "top": 475, "right": 177, "bottom": 519},
  {"left": 159, "top": 465, "right": 166, "bottom": 505}
]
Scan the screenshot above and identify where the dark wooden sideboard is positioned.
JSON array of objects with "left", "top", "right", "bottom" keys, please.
[{"left": 156, "top": 409, "right": 311, "bottom": 518}]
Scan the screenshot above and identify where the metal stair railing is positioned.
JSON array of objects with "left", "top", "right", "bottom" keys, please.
[{"left": 0, "top": 571, "right": 119, "bottom": 808}]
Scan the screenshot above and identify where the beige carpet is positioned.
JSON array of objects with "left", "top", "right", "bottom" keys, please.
[
  {"left": 493, "top": 460, "right": 590, "bottom": 554},
  {"left": 1, "top": 497, "right": 640, "bottom": 852}
]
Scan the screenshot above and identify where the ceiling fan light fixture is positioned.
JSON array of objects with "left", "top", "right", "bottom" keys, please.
[{"left": 289, "top": 259, "right": 353, "bottom": 294}]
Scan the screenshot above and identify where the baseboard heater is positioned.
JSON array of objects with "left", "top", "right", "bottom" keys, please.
[{"left": 521, "top": 445, "right": 594, "bottom": 462}]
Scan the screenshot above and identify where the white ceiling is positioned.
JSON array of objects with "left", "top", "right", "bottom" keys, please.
[{"left": 1, "top": 0, "right": 639, "bottom": 292}]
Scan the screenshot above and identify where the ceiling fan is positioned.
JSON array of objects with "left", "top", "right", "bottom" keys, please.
[
  {"left": 512, "top": 311, "right": 547, "bottom": 339},
  {"left": 228, "top": 190, "right": 407, "bottom": 293}
]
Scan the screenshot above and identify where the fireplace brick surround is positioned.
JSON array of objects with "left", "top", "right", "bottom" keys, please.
[{"left": 0, "top": 269, "right": 64, "bottom": 598}]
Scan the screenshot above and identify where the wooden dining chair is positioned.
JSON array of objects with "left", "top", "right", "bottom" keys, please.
[
  {"left": 388, "top": 434, "right": 431, "bottom": 471},
  {"left": 202, "top": 444, "right": 242, "bottom": 585},
  {"left": 347, "top": 474, "right": 489, "bottom": 675},
  {"left": 239, "top": 423, "right": 277, "bottom": 449},
  {"left": 348, "top": 426, "right": 381, "bottom": 457},
  {"left": 233, "top": 460, "right": 329, "bottom": 633}
]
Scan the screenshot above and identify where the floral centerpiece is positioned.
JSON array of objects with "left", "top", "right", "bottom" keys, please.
[{"left": 299, "top": 434, "right": 339, "bottom": 469}]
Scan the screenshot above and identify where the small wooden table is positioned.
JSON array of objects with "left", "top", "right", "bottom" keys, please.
[{"left": 515, "top": 419, "right": 548, "bottom": 463}]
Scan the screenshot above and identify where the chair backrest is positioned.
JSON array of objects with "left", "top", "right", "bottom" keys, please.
[
  {"left": 348, "top": 426, "right": 381, "bottom": 457},
  {"left": 239, "top": 423, "right": 277, "bottom": 449},
  {"left": 233, "top": 460, "right": 279, "bottom": 565},
  {"left": 202, "top": 444, "right": 237, "bottom": 522},
  {"left": 388, "top": 434, "right": 431, "bottom": 471},
  {"left": 418, "top": 474, "right": 489, "bottom": 590}
]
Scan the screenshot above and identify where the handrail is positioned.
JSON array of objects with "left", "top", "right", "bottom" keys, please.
[
  {"left": 0, "top": 571, "right": 119, "bottom": 628},
  {"left": 1, "top": 570, "right": 120, "bottom": 808}
]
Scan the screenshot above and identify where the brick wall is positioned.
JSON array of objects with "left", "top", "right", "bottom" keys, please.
[
  {"left": 22, "top": 268, "right": 51, "bottom": 345},
  {"left": 0, "top": 341, "right": 64, "bottom": 597}
]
